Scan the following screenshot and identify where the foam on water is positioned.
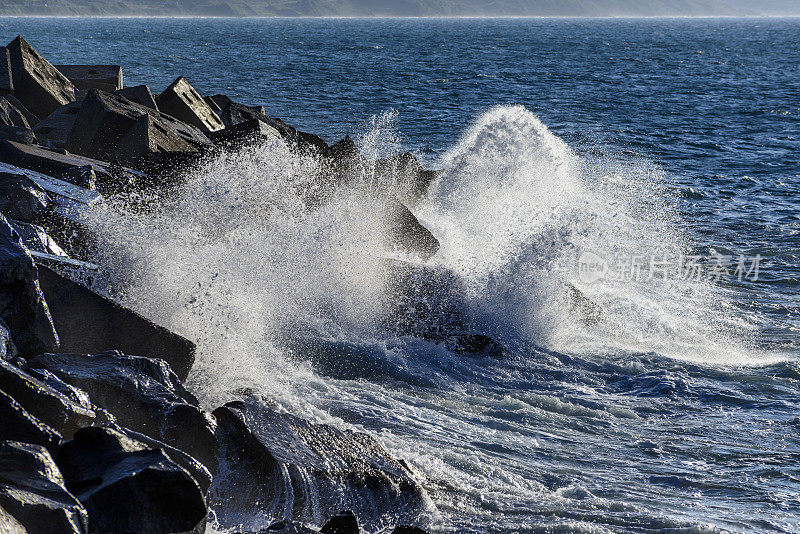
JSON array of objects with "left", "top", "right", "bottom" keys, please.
[{"left": 81, "top": 105, "right": 794, "bottom": 532}]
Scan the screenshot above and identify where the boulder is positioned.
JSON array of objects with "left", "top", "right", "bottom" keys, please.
[
  {"left": 0, "top": 441, "right": 88, "bottom": 534},
  {"left": 0, "top": 442, "right": 86, "bottom": 526},
  {"left": 0, "top": 126, "right": 35, "bottom": 145},
  {"left": 66, "top": 89, "right": 210, "bottom": 161},
  {"left": 27, "top": 350, "right": 216, "bottom": 470},
  {"left": 0, "top": 319, "right": 15, "bottom": 360},
  {"left": 0, "top": 213, "right": 59, "bottom": 356},
  {"left": 205, "top": 93, "right": 234, "bottom": 111},
  {"left": 116, "top": 84, "right": 158, "bottom": 110},
  {"left": 213, "top": 397, "right": 427, "bottom": 530},
  {"left": 383, "top": 200, "right": 439, "bottom": 260},
  {"left": 220, "top": 101, "right": 328, "bottom": 154},
  {"left": 155, "top": 77, "right": 224, "bottom": 134},
  {"left": 56, "top": 426, "right": 207, "bottom": 534},
  {"left": 382, "top": 259, "right": 466, "bottom": 341},
  {"left": 0, "top": 389, "right": 60, "bottom": 451},
  {"left": 565, "top": 282, "right": 602, "bottom": 325},
  {"left": 320, "top": 511, "right": 359, "bottom": 534},
  {"left": 4, "top": 95, "right": 38, "bottom": 128},
  {"left": 54, "top": 65, "right": 122, "bottom": 92},
  {"left": 32, "top": 101, "right": 81, "bottom": 149},
  {"left": 0, "top": 171, "right": 51, "bottom": 222},
  {"left": 9, "top": 220, "right": 67, "bottom": 257},
  {"left": 111, "top": 113, "right": 198, "bottom": 168},
  {"left": 0, "top": 359, "right": 95, "bottom": 439},
  {"left": 208, "top": 118, "right": 282, "bottom": 149},
  {"left": 0, "top": 97, "right": 30, "bottom": 129},
  {"left": 374, "top": 152, "right": 439, "bottom": 208},
  {"left": 6, "top": 36, "right": 75, "bottom": 120},
  {"left": 443, "top": 333, "right": 505, "bottom": 358},
  {"left": 0, "top": 504, "right": 25, "bottom": 534},
  {"left": 324, "top": 135, "right": 360, "bottom": 162},
  {"left": 35, "top": 266, "right": 197, "bottom": 382},
  {"left": 0, "top": 47, "right": 12, "bottom": 95},
  {"left": 0, "top": 140, "right": 143, "bottom": 194},
  {"left": 261, "top": 520, "right": 316, "bottom": 533}
]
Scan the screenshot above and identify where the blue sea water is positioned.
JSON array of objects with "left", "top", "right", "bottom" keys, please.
[{"left": 3, "top": 17, "right": 799, "bottom": 533}]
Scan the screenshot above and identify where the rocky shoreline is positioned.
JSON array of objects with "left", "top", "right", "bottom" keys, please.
[{"left": 0, "top": 35, "right": 487, "bottom": 534}]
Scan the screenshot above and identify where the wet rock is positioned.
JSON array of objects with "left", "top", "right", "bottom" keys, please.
[
  {"left": 0, "top": 389, "right": 60, "bottom": 451},
  {"left": 213, "top": 397, "right": 427, "bottom": 530},
  {"left": 54, "top": 65, "right": 122, "bottom": 92},
  {"left": 32, "top": 100, "right": 81, "bottom": 149},
  {"left": 9, "top": 220, "right": 67, "bottom": 257},
  {"left": 66, "top": 89, "right": 210, "bottom": 162},
  {"left": 0, "top": 213, "right": 59, "bottom": 355},
  {"left": 324, "top": 135, "right": 360, "bottom": 162},
  {"left": 0, "top": 441, "right": 89, "bottom": 534},
  {"left": 0, "top": 359, "right": 95, "bottom": 439},
  {"left": 0, "top": 504, "right": 25, "bottom": 534},
  {"left": 320, "top": 511, "right": 359, "bottom": 534},
  {"left": 0, "top": 140, "right": 143, "bottom": 194},
  {"left": 260, "top": 520, "right": 317, "bottom": 533},
  {"left": 391, "top": 527, "right": 429, "bottom": 534},
  {"left": 374, "top": 152, "right": 439, "bottom": 208},
  {"left": 35, "top": 266, "right": 197, "bottom": 381},
  {"left": 0, "top": 171, "right": 51, "bottom": 222},
  {"left": 0, "top": 126, "right": 35, "bottom": 145},
  {"left": 565, "top": 282, "right": 602, "bottom": 325},
  {"left": 0, "top": 318, "right": 15, "bottom": 361},
  {"left": 220, "top": 101, "right": 328, "bottom": 154},
  {"left": 56, "top": 426, "right": 207, "bottom": 534},
  {"left": 209, "top": 118, "right": 282, "bottom": 149},
  {"left": 28, "top": 350, "right": 215, "bottom": 471},
  {"left": 383, "top": 259, "right": 466, "bottom": 341},
  {"left": 116, "top": 84, "right": 159, "bottom": 110},
  {"left": 112, "top": 113, "right": 198, "bottom": 168},
  {"left": 0, "top": 47, "right": 12, "bottom": 95},
  {"left": 383, "top": 199, "right": 439, "bottom": 260},
  {"left": 0, "top": 97, "right": 31, "bottom": 129},
  {"left": 6, "top": 36, "right": 75, "bottom": 120},
  {"left": 443, "top": 333, "right": 505, "bottom": 358},
  {"left": 156, "top": 76, "right": 224, "bottom": 134},
  {"left": 4, "top": 95, "right": 39, "bottom": 129}
]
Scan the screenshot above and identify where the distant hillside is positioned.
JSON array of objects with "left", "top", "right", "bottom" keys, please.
[{"left": 1, "top": 0, "right": 798, "bottom": 17}]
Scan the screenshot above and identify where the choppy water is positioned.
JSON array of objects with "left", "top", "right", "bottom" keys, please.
[{"left": 4, "top": 17, "right": 800, "bottom": 533}]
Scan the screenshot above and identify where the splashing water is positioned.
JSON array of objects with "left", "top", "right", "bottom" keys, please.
[{"left": 82, "top": 105, "right": 793, "bottom": 533}]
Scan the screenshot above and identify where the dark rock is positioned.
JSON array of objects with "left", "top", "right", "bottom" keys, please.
[
  {"left": 324, "top": 135, "right": 360, "bottom": 162},
  {"left": 35, "top": 266, "right": 197, "bottom": 382},
  {"left": 204, "top": 96, "right": 222, "bottom": 112},
  {"left": 0, "top": 97, "right": 31, "bottom": 129},
  {"left": 383, "top": 259, "right": 466, "bottom": 341},
  {"left": 209, "top": 118, "right": 281, "bottom": 149},
  {"left": 9, "top": 220, "right": 67, "bottom": 257},
  {"left": 443, "top": 333, "right": 505, "bottom": 358},
  {"left": 4, "top": 95, "right": 39, "bottom": 129},
  {"left": 156, "top": 76, "right": 224, "bottom": 134},
  {"left": 213, "top": 398, "right": 427, "bottom": 530},
  {"left": 28, "top": 350, "right": 216, "bottom": 471},
  {"left": 0, "top": 47, "right": 12, "bottom": 95},
  {"left": 0, "top": 126, "right": 35, "bottom": 145},
  {"left": 565, "top": 282, "right": 602, "bottom": 325},
  {"left": 205, "top": 94, "right": 235, "bottom": 111},
  {"left": 220, "top": 101, "right": 328, "bottom": 154},
  {"left": 262, "top": 520, "right": 316, "bottom": 533},
  {"left": 383, "top": 199, "right": 439, "bottom": 260},
  {"left": 391, "top": 527, "right": 429, "bottom": 534},
  {"left": 0, "top": 140, "right": 143, "bottom": 195},
  {"left": 32, "top": 100, "right": 82, "bottom": 149},
  {"left": 320, "top": 511, "right": 359, "bottom": 534},
  {"left": 0, "top": 359, "right": 95, "bottom": 439},
  {"left": 0, "top": 504, "right": 25, "bottom": 534},
  {"left": 54, "top": 65, "right": 122, "bottom": 92},
  {"left": 56, "top": 426, "right": 207, "bottom": 534},
  {"left": 111, "top": 113, "right": 198, "bottom": 168},
  {"left": 374, "top": 152, "right": 439, "bottom": 208},
  {"left": 0, "top": 318, "right": 15, "bottom": 361},
  {"left": 6, "top": 37, "right": 75, "bottom": 120},
  {"left": 0, "top": 213, "right": 59, "bottom": 355},
  {"left": 0, "top": 441, "right": 88, "bottom": 533},
  {"left": 0, "top": 388, "right": 60, "bottom": 451},
  {"left": 66, "top": 89, "right": 210, "bottom": 162},
  {"left": 116, "top": 84, "right": 159, "bottom": 110},
  {"left": 0, "top": 171, "right": 51, "bottom": 222}
]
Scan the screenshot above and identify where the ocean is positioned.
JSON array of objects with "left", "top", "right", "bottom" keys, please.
[{"left": 4, "top": 17, "right": 799, "bottom": 533}]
